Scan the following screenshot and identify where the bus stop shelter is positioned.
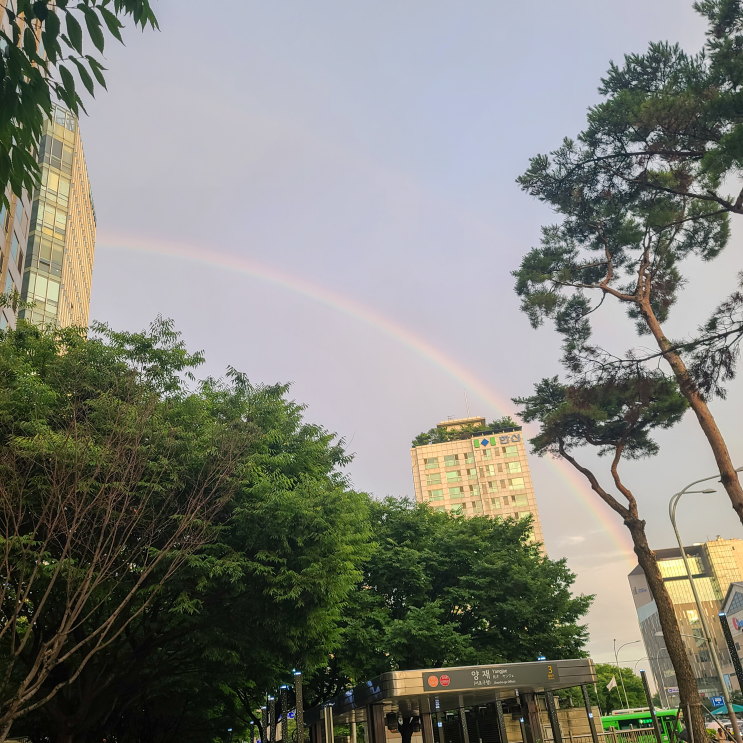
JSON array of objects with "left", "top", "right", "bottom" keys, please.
[{"left": 306, "top": 659, "right": 598, "bottom": 743}]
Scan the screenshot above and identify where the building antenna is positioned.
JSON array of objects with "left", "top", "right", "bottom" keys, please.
[{"left": 464, "top": 390, "right": 470, "bottom": 418}]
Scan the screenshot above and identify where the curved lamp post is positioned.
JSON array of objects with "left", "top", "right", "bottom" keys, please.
[
  {"left": 614, "top": 639, "right": 642, "bottom": 709},
  {"left": 670, "top": 468, "right": 743, "bottom": 743}
]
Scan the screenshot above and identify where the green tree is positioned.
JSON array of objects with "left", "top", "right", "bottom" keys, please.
[
  {"left": 319, "top": 498, "right": 591, "bottom": 687},
  {"left": 0, "top": 318, "right": 372, "bottom": 743},
  {"left": 1, "top": 0, "right": 157, "bottom": 210},
  {"left": 412, "top": 416, "right": 519, "bottom": 447},
  {"left": 513, "top": 373, "right": 707, "bottom": 742},
  {"left": 515, "top": 0, "right": 743, "bottom": 528},
  {"left": 557, "top": 664, "right": 648, "bottom": 714}
]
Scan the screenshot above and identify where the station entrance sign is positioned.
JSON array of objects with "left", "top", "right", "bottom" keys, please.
[{"left": 423, "top": 663, "right": 559, "bottom": 691}]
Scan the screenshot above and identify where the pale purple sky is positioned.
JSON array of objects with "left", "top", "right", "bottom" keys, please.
[{"left": 83, "top": 0, "right": 743, "bottom": 669}]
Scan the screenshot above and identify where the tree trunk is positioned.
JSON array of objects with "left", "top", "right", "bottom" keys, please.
[
  {"left": 642, "top": 304, "right": 743, "bottom": 524},
  {"left": 626, "top": 516, "right": 706, "bottom": 743}
]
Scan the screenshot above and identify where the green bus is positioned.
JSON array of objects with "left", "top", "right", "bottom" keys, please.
[{"left": 601, "top": 709, "right": 681, "bottom": 743}]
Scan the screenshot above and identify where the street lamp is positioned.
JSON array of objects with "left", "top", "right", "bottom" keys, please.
[
  {"left": 643, "top": 646, "right": 672, "bottom": 709},
  {"left": 670, "top": 468, "right": 743, "bottom": 743},
  {"left": 614, "top": 639, "right": 642, "bottom": 709}
]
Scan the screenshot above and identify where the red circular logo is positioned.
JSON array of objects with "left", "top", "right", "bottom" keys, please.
[
  {"left": 440, "top": 675, "right": 450, "bottom": 687},
  {"left": 428, "top": 675, "right": 439, "bottom": 687}
]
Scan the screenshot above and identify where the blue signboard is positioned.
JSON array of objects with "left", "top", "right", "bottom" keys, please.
[{"left": 711, "top": 696, "right": 724, "bottom": 707}]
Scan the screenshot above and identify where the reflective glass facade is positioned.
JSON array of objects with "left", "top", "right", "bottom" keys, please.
[
  {"left": 19, "top": 104, "right": 96, "bottom": 328},
  {"left": 629, "top": 538, "right": 743, "bottom": 705}
]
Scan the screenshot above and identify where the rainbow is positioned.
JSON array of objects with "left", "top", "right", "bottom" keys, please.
[{"left": 97, "top": 233, "right": 636, "bottom": 564}]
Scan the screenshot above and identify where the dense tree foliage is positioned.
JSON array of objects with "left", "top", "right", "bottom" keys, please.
[
  {"left": 0, "top": 318, "right": 371, "bottom": 743},
  {"left": 308, "top": 497, "right": 591, "bottom": 701},
  {"left": 1, "top": 0, "right": 157, "bottom": 210},
  {"left": 515, "top": 0, "right": 743, "bottom": 528}
]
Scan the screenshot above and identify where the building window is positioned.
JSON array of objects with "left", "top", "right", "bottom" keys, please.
[
  {"left": 503, "top": 445, "right": 518, "bottom": 457},
  {"left": 428, "top": 489, "right": 444, "bottom": 502},
  {"left": 483, "top": 464, "right": 495, "bottom": 477},
  {"left": 472, "top": 501, "right": 482, "bottom": 512},
  {"left": 467, "top": 468, "right": 477, "bottom": 479},
  {"left": 434, "top": 506, "right": 446, "bottom": 513},
  {"left": 446, "top": 471, "right": 462, "bottom": 482},
  {"left": 514, "top": 493, "right": 528, "bottom": 507},
  {"left": 509, "top": 478, "right": 526, "bottom": 490},
  {"left": 4, "top": 273, "right": 14, "bottom": 295},
  {"left": 491, "top": 498, "right": 500, "bottom": 509},
  {"left": 508, "top": 461, "right": 522, "bottom": 473},
  {"left": 502, "top": 496, "right": 509, "bottom": 508},
  {"left": 10, "top": 232, "right": 19, "bottom": 262},
  {"left": 482, "top": 449, "right": 492, "bottom": 460},
  {"left": 729, "top": 592, "right": 743, "bottom": 614},
  {"left": 444, "top": 454, "right": 459, "bottom": 467},
  {"left": 451, "top": 504, "right": 463, "bottom": 515},
  {"left": 464, "top": 452, "right": 475, "bottom": 464},
  {"left": 469, "top": 485, "right": 479, "bottom": 496},
  {"left": 488, "top": 481, "right": 497, "bottom": 492},
  {"left": 426, "top": 473, "right": 441, "bottom": 486},
  {"left": 449, "top": 487, "right": 464, "bottom": 497},
  {"left": 424, "top": 457, "right": 439, "bottom": 469}
]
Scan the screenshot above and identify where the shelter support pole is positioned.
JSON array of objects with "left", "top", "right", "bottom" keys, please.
[
  {"left": 640, "top": 670, "right": 663, "bottom": 743},
  {"left": 458, "top": 696, "right": 471, "bottom": 743},
  {"left": 494, "top": 698, "right": 508, "bottom": 743},
  {"left": 295, "top": 672, "right": 305, "bottom": 743},
  {"left": 580, "top": 685, "right": 599, "bottom": 743},
  {"left": 281, "top": 687, "right": 289, "bottom": 743},
  {"left": 351, "top": 721, "right": 357, "bottom": 743},
  {"left": 367, "top": 704, "right": 387, "bottom": 743},
  {"left": 323, "top": 706, "right": 334, "bottom": 743},
  {"left": 270, "top": 697, "right": 277, "bottom": 743},
  {"left": 520, "top": 692, "right": 544, "bottom": 743},
  {"left": 422, "top": 712, "right": 435, "bottom": 743},
  {"left": 544, "top": 692, "right": 562, "bottom": 743},
  {"left": 435, "top": 712, "right": 446, "bottom": 743}
]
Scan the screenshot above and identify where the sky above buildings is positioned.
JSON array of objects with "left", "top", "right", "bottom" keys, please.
[{"left": 84, "top": 0, "right": 743, "bottom": 668}]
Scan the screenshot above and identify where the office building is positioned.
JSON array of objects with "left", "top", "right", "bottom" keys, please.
[
  {"left": 0, "top": 186, "right": 32, "bottom": 329},
  {"left": 629, "top": 537, "right": 743, "bottom": 705},
  {"left": 17, "top": 103, "right": 96, "bottom": 328},
  {"left": 410, "top": 416, "right": 544, "bottom": 544}
]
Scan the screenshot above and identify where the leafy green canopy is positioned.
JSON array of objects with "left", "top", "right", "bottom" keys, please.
[
  {"left": 514, "top": 375, "right": 688, "bottom": 463},
  {"left": 0, "top": 318, "right": 372, "bottom": 743},
  {"left": 314, "top": 498, "right": 591, "bottom": 692},
  {"left": 515, "top": 0, "right": 743, "bottom": 395},
  {"left": 1, "top": 0, "right": 157, "bottom": 210},
  {"left": 412, "top": 416, "right": 519, "bottom": 447}
]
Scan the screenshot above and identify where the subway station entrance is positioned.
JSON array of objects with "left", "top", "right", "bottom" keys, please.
[{"left": 306, "top": 659, "right": 599, "bottom": 743}]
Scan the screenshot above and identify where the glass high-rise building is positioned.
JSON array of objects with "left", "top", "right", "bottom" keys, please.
[
  {"left": 629, "top": 537, "right": 743, "bottom": 706},
  {"left": 18, "top": 103, "right": 96, "bottom": 328},
  {"left": 410, "top": 416, "right": 545, "bottom": 545}
]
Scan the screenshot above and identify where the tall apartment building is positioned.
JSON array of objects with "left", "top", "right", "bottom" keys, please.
[
  {"left": 629, "top": 537, "right": 743, "bottom": 706},
  {"left": 410, "top": 416, "right": 544, "bottom": 544},
  {"left": 17, "top": 103, "right": 96, "bottom": 328}
]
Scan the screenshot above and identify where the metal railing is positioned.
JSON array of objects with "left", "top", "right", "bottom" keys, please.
[{"left": 547, "top": 729, "right": 664, "bottom": 743}]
